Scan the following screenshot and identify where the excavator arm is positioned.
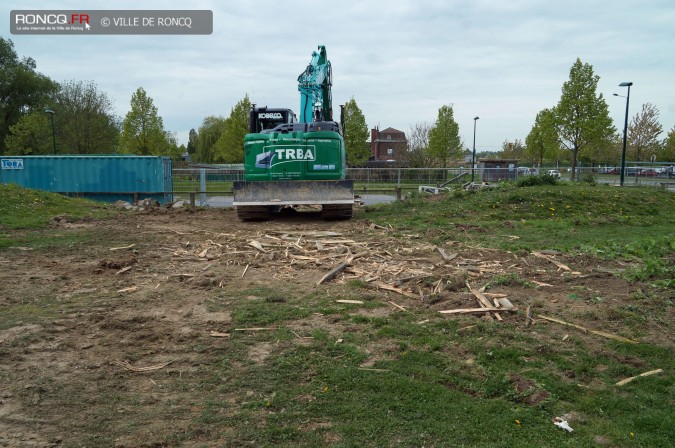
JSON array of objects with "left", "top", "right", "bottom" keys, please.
[{"left": 297, "top": 45, "right": 333, "bottom": 123}]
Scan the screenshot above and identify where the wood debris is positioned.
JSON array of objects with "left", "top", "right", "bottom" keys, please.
[
  {"left": 615, "top": 369, "right": 663, "bottom": 386},
  {"left": 110, "top": 243, "right": 136, "bottom": 251},
  {"left": 439, "top": 307, "right": 518, "bottom": 315},
  {"left": 336, "top": 300, "right": 364, "bottom": 304},
  {"left": 112, "top": 360, "right": 172, "bottom": 372},
  {"left": 537, "top": 315, "right": 638, "bottom": 344},
  {"left": 209, "top": 331, "right": 231, "bottom": 338},
  {"left": 115, "top": 266, "right": 132, "bottom": 275},
  {"left": 532, "top": 251, "right": 572, "bottom": 272},
  {"left": 116, "top": 286, "right": 139, "bottom": 293}
]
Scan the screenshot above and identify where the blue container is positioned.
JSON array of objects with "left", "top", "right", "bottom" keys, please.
[{"left": 0, "top": 155, "right": 173, "bottom": 204}]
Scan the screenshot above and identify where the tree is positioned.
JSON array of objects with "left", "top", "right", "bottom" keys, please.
[
  {"left": 187, "top": 128, "right": 197, "bottom": 154},
  {"left": 53, "top": 80, "right": 119, "bottom": 153},
  {"left": 4, "top": 111, "right": 52, "bottom": 154},
  {"left": 659, "top": 126, "right": 675, "bottom": 162},
  {"left": 0, "top": 37, "right": 58, "bottom": 154},
  {"left": 627, "top": 103, "right": 663, "bottom": 162},
  {"left": 500, "top": 139, "right": 525, "bottom": 160},
  {"left": 525, "top": 108, "right": 559, "bottom": 166},
  {"left": 554, "top": 58, "right": 615, "bottom": 179},
  {"left": 342, "top": 97, "right": 370, "bottom": 166},
  {"left": 405, "top": 122, "right": 435, "bottom": 167},
  {"left": 119, "top": 87, "right": 169, "bottom": 155},
  {"left": 428, "top": 105, "right": 462, "bottom": 166},
  {"left": 213, "top": 94, "right": 252, "bottom": 163},
  {"left": 195, "top": 116, "right": 226, "bottom": 163}
]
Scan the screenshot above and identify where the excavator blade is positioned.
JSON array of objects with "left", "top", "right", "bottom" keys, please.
[{"left": 233, "top": 180, "right": 354, "bottom": 221}]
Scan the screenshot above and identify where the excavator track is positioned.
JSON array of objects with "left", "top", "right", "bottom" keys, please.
[
  {"left": 321, "top": 204, "right": 353, "bottom": 220},
  {"left": 235, "top": 205, "right": 271, "bottom": 221}
]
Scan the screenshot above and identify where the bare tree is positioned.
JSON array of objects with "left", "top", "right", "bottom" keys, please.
[
  {"left": 628, "top": 103, "right": 663, "bottom": 162},
  {"left": 405, "top": 122, "right": 436, "bottom": 167}
]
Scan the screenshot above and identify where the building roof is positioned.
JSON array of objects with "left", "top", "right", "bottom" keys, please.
[{"left": 380, "top": 127, "right": 404, "bottom": 134}]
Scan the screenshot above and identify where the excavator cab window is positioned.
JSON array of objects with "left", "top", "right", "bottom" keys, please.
[{"left": 250, "top": 108, "right": 297, "bottom": 133}]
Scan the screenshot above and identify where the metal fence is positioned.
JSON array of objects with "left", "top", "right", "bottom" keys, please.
[{"left": 170, "top": 165, "right": 675, "bottom": 206}]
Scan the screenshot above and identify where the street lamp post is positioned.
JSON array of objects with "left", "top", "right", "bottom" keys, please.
[
  {"left": 471, "top": 116, "right": 479, "bottom": 183},
  {"left": 617, "top": 82, "right": 632, "bottom": 186},
  {"left": 44, "top": 109, "right": 56, "bottom": 154}
]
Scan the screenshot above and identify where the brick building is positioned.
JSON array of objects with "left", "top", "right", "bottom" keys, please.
[{"left": 370, "top": 127, "right": 407, "bottom": 162}]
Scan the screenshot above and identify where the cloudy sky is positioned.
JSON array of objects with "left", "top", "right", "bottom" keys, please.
[{"left": 3, "top": 0, "right": 674, "bottom": 151}]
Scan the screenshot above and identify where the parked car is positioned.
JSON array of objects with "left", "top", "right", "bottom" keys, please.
[
  {"left": 605, "top": 168, "right": 620, "bottom": 175},
  {"left": 547, "top": 170, "right": 561, "bottom": 178},
  {"left": 639, "top": 169, "right": 658, "bottom": 177}
]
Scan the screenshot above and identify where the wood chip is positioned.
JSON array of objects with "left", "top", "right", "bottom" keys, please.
[
  {"left": 615, "top": 369, "right": 663, "bottom": 386},
  {"left": 537, "top": 315, "right": 638, "bottom": 344},
  {"left": 233, "top": 327, "right": 277, "bottom": 331},
  {"left": 110, "top": 244, "right": 136, "bottom": 251},
  {"left": 115, "top": 266, "right": 132, "bottom": 275},
  {"left": 388, "top": 301, "right": 408, "bottom": 312},
  {"left": 241, "top": 264, "right": 250, "bottom": 277},
  {"left": 248, "top": 240, "right": 266, "bottom": 252},
  {"left": 209, "top": 331, "right": 231, "bottom": 338},
  {"left": 336, "top": 300, "right": 364, "bottom": 304},
  {"left": 531, "top": 280, "right": 554, "bottom": 287},
  {"left": 358, "top": 368, "right": 390, "bottom": 372},
  {"left": 437, "top": 248, "right": 458, "bottom": 261},
  {"left": 116, "top": 286, "right": 139, "bottom": 293}
]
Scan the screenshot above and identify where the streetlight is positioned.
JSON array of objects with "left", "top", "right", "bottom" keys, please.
[
  {"left": 44, "top": 109, "right": 56, "bottom": 154},
  {"left": 616, "top": 82, "right": 632, "bottom": 186},
  {"left": 471, "top": 116, "right": 479, "bottom": 183}
]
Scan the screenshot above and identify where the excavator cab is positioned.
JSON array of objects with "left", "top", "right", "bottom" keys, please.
[{"left": 249, "top": 106, "right": 297, "bottom": 134}]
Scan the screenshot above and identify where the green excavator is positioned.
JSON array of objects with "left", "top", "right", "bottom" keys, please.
[{"left": 233, "top": 45, "right": 354, "bottom": 220}]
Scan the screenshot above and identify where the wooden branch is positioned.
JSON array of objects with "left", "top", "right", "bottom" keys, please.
[
  {"left": 241, "top": 264, "right": 250, "bottom": 277},
  {"left": 439, "top": 307, "right": 518, "bottom": 315},
  {"left": 233, "top": 327, "right": 277, "bottom": 331},
  {"left": 115, "top": 266, "right": 132, "bottom": 275},
  {"left": 110, "top": 244, "right": 136, "bottom": 251},
  {"left": 317, "top": 261, "right": 350, "bottom": 285},
  {"left": 615, "top": 369, "right": 663, "bottom": 386},
  {"left": 537, "top": 315, "right": 638, "bottom": 344},
  {"left": 112, "top": 360, "right": 172, "bottom": 372},
  {"left": 372, "top": 281, "right": 420, "bottom": 299},
  {"left": 336, "top": 300, "right": 364, "bottom": 304},
  {"left": 532, "top": 252, "right": 571, "bottom": 271},
  {"left": 388, "top": 301, "right": 408, "bottom": 312}
]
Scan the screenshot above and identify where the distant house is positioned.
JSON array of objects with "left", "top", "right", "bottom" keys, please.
[{"left": 370, "top": 127, "right": 407, "bottom": 162}]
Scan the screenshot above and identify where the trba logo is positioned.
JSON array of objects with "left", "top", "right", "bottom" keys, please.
[{"left": 255, "top": 146, "right": 316, "bottom": 169}]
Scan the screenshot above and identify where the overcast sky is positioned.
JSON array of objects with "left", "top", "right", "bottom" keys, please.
[{"left": 3, "top": 0, "right": 674, "bottom": 151}]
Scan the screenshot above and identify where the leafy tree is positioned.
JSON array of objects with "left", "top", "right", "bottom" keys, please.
[
  {"left": 119, "top": 87, "right": 169, "bottom": 155},
  {"left": 627, "top": 102, "right": 663, "bottom": 162},
  {"left": 0, "top": 37, "right": 58, "bottom": 154},
  {"left": 428, "top": 105, "right": 462, "bottom": 166},
  {"left": 4, "top": 111, "right": 53, "bottom": 154},
  {"left": 187, "top": 128, "right": 197, "bottom": 154},
  {"left": 500, "top": 139, "right": 525, "bottom": 160},
  {"left": 405, "top": 122, "right": 435, "bottom": 167},
  {"left": 53, "top": 80, "right": 119, "bottom": 153},
  {"left": 341, "top": 97, "right": 370, "bottom": 166},
  {"left": 659, "top": 126, "right": 675, "bottom": 162},
  {"left": 195, "top": 116, "right": 226, "bottom": 163},
  {"left": 554, "top": 58, "right": 615, "bottom": 179},
  {"left": 213, "top": 94, "right": 252, "bottom": 163},
  {"left": 525, "top": 108, "right": 558, "bottom": 166}
]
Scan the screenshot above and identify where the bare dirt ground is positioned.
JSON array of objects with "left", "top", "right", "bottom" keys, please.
[{"left": 0, "top": 208, "right": 671, "bottom": 447}]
